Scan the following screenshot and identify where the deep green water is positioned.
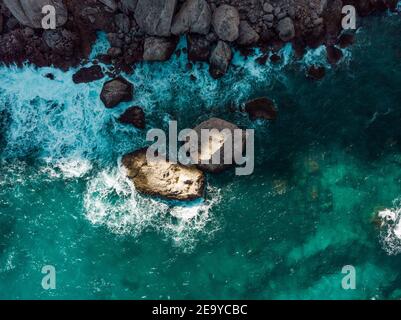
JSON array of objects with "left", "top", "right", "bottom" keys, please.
[{"left": 1, "top": 13, "right": 401, "bottom": 299}]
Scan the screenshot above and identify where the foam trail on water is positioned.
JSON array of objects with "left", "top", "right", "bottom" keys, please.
[
  {"left": 83, "top": 165, "right": 221, "bottom": 250},
  {"left": 378, "top": 199, "right": 401, "bottom": 255}
]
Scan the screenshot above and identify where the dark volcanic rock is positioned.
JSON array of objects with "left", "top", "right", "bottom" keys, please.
[
  {"left": 326, "top": 45, "right": 343, "bottom": 64},
  {"left": 209, "top": 40, "right": 232, "bottom": 79},
  {"left": 100, "top": 77, "right": 133, "bottom": 108},
  {"left": 143, "top": 36, "right": 178, "bottom": 61},
  {"left": 245, "top": 97, "right": 277, "bottom": 121},
  {"left": 42, "top": 29, "right": 78, "bottom": 57},
  {"left": 338, "top": 33, "right": 355, "bottom": 48},
  {"left": 276, "top": 17, "right": 295, "bottom": 42},
  {"left": 171, "top": 0, "right": 211, "bottom": 35},
  {"left": 134, "top": 0, "right": 177, "bottom": 37},
  {"left": 118, "top": 106, "right": 146, "bottom": 129},
  {"left": 212, "top": 4, "right": 240, "bottom": 42},
  {"left": 187, "top": 34, "right": 210, "bottom": 61},
  {"left": 72, "top": 65, "right": 104, "bottom": 84},
  {"left": 307, "top": 65, "right": 326, "bottom": 80}
]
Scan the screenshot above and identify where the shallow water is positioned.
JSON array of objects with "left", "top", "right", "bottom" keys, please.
[{"left": 1, "top": 13, "right": 401, "bottom": 299}]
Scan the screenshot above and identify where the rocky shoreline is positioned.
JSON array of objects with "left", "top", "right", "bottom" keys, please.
[
  {"left": 0, "top": 0, "right": 398, "bottom": 77},
  {"left": 0, "top": 0, "right": 399, "bottom": 201}
]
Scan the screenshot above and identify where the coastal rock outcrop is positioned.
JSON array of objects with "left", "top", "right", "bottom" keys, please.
[
  {"left": 191, "top": 117, "right": 246, "bottom": 173},
  {"left": 245, "top": 97, "right": 278, "bottom": 120},
  {"left": 209, "top": 40, "right": 232, "bottom": 79},
  {"left": 3, "top": 0, "right": 68, "bottom": 28},
  {"left": 143, "top": 36, "right": 178, "bottom": 61},
  {"left": 307, "top": 65, "right": 326, "bottom": 80},
  {"left": 100, "top": 77, "right": 133, "bottom": 108},
  {"left": 171, "top": 0, "right": 212, "bottom": 35},
  {"left": 134, "top": 0, "right": 177, "bottom": 37},
  {"left": 122, "top": 148, "right": 205, "bottom": 201},
  {"left": 212, "top": 5, "right": 240, "bottom": 42}
]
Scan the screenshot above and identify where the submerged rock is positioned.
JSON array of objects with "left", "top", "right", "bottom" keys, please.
[
  {"left": 100, "top": 77, "right": 133, "bottom": 108},
  {"left": 72, "top": 65, "right": 104, "bottom": 84},
  {"left": 307, "top": 65, "right": 326, "bottom": 80},
  {"left": 245, "top": 97, "right": 277, "bottom": 121},
  {"left": 118, "top": 106, "right": 146, "bottom": 129},
  {"left": 187, "top": 34, "right": 211, "bottom": 61},
  {"left": 122, "top": 148, "right": 205, "bottom": 201},
  {"left": 326, "top": 45, "right": 343, "bottom": 64}
]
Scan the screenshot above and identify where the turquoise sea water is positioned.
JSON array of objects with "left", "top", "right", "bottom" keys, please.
[{"left": 1, "top": 13, "right": 401, "bottom": 299}]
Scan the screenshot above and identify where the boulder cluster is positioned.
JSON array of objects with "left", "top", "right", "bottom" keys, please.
[{"left": 0, "top": 0, "right": 398, "bottom": 76}]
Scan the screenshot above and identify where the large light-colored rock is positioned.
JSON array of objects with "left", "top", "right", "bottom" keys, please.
[
  {"left": 3, "top": 0, "right": 67, "bottom": 29},
  {"left": 209, "top": 40, "right": 232, "bottom": 79},
  {"left": 191, "top": 118, "right": 245, "bottom": 173},
  {"left": 143, "top": 37, "right": 178, "bottom": 61},
  {"left": 134, "top": 0, "right": 177, "bottom": 37},
  {"left": 212, "top": 5, "right": 240, "bottom": 42},
  {"left": 171, "top": 0, "right": 211, "bottom": 35},
  {"left": 122, "top": 149, "right": 205, "bottom": 201}
]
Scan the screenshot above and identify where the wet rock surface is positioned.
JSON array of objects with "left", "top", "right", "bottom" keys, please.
[
  {"left": 122, "top": 148, "right": 205, "bottom": 201},
  {"left": 117, "top": 106, "right": 146, "bottom": 129},
  {"left": 100, "top": 76, "right": 133, "bottom": 108},
  {"left": 72, "top": 65, "right": 104, "bottom": 83},
  {"left": 0, "top": 0, "right": 395, "bottom": 77}
]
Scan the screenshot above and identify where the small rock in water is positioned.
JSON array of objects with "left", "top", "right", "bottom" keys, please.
[
  {"left": 44, "top": 73, "right": 55, "bottom": 80},
  {"left": 209, "top": 40, "right": 232, "bottom": 79},
  {"left": 191, "top": 117, "right": 246, "bottom": 173},
  {"left": 122, "top": 148, "right": 205, "bottom": 201},
  {"left": 245, "top": 97, "right": 278, "bottom": 121},
  {"left": 72, "top": 65, "right": 104, "bottom": 84},
  {"left": 337, "top": 33, "right": 355, "bottom": 48},
  {"left": 270, "top": 53, "right": 281, "bottom": 63},
  {"left": 100, "top": 76, "right": 133, "bottom": 108},
  {"left": 326, "top": 45, "right": 343, "bottom": 64},
  {"left": 118, "top": 106, "right": 146, "bottom": 129},
  {"left": 307, "top": 65, "right": 326, "bottom": 80}
]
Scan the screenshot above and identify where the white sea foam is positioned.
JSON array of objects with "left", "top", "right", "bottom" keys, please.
[
  {"left": 83, "top": 165, "right": 221, "bottom": 250},
  {"left": 378, "top": 199, "right": 401, "bottom": 255},
  {"left": 0, "top": 33, "right": 353, "bottom": 249}
]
